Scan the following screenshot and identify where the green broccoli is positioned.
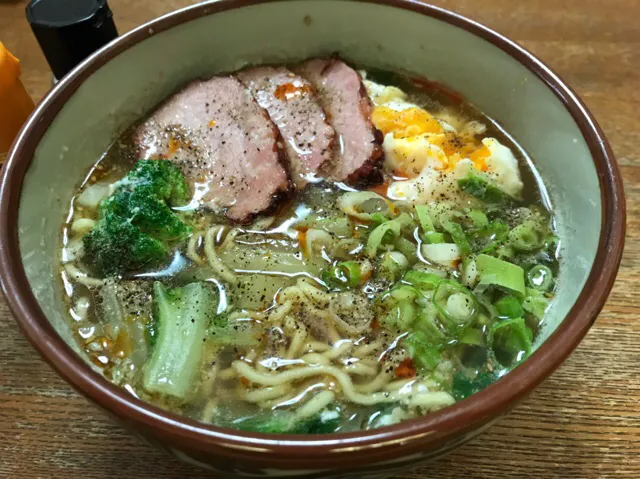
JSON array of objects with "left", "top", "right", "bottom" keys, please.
[{"left": 83, "top": 160, "right": 192, "bottom": 276}]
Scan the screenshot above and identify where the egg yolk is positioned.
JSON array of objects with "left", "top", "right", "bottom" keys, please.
[
  {"left": 372, "top": 106, "right": 443, "bottom": 138},
  {"left": 469, "top": 144, "right": 490, "bottom": 172}
]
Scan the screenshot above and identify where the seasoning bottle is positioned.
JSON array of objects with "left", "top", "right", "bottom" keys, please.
[
  {"left": 0, "top": 43, "right": 35, "bottom": 164},
  {"left": 26, "top": 0, "right": 118, "bottom": 83}
]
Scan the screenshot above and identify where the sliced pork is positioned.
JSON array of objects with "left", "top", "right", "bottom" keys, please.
[
  {"left": 134, "top": 76, "right": 291, "bottom": 223},
  {"left": 296, "top": 57, "right": 383, "bottom": 185},
  {"left": 237, "top": 66, "right": 335, "bottom": 189}
]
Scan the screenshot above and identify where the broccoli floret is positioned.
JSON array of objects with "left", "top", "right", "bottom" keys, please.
[{"left": 83, "top": 160, "right": 192, "bottom": 276}]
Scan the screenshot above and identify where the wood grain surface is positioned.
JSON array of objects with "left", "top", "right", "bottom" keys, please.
[{"left": 1, "top": 0, "right": 638, "bottom": 477}]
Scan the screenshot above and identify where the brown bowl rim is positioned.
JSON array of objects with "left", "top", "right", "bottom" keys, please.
[{"left": 0, "top": 0, "right": 625, "bottom": 469}]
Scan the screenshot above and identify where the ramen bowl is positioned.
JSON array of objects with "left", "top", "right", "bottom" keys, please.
[{"left": 0, "top": 0, "right": 624, "bottom": 477}]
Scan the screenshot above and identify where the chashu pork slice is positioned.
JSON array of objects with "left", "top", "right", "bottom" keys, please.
[
  {"left": 134, "top": 76, "right": 291, "bottom": 223},
  {"left": 296, "top": 57, "right": 383, "bottom": 185},
  {"left": 237, "top": 66, "right": 335, "bottom": 189}
]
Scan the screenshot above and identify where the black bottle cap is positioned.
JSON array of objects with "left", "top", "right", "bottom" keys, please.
[{"left": 26, "top": 0, "right": 118, "bottom": 80}]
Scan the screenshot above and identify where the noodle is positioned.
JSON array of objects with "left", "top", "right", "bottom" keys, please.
[
  {"left": 64, "top": 263, "right": 104, "bottom": 287},
  {"left": 204, "top": 226, "right": 238, "bottom": 284},
  {"left": 296, "top": 390, "right": 336, "bottom": 419}
]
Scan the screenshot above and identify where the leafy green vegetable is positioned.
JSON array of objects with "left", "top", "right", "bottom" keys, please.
[
  {"left": 83, "top": 160, "right": 191, "bottom": 275},
  {"left": 233, "top": 409, "right": 342, "bottom": 434},
  {"left": 143, "top": 282, "right": 217, "bottom": 400}
]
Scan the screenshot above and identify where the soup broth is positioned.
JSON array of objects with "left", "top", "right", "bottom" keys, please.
[{"left": 59, "top": 62, "right": 559, "bottom": 434}]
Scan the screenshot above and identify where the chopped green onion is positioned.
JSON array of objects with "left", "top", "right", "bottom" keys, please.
[
  {"left": 458, "top": 172, "right": 510, "bottom": 204},
  {"left": 405, "top": 335, "right": 441, "bottom": 372},
  {"left": 527, "top": 264, "right": 554, "bottom": 291},
  {"left": 415, "top": 204, "right": 435, "bottom": 233},
  {"left": 467, "top": 210, "right": 489, "bottom": 229},
  {"left": 440, "top": 211, "right": 472, "bottom": 256},
  {"left": 378, "top": 251, "right": 409, "bottom": 282},
  {"left": 489, "top": 317, "right": 533, "bottom": 368},
  {"left": 459, "top": 327, "right": 485, "bottom": 346},
  {"left": 403, "top": 270, "right": 442, "bottom": 291},
  {"left": 423, "top": 231, "right": 446, "bottom": 244},
  {"left": 381, "top": 300, "right": 418, "bottom": 331},
  {"left": 461, "top": 257, "right": 478, "bottom": 288},
  {"left": 522, "top": 288, "right": 550, "bottom": 319},
  {"left": 370, "top": 213, "right": 389, "bottom": 228},
  {"left": 366, "top": 213, "right": 412, "bottom": 258},
  {"left": 508, "top": 220, "right": 546, "bottom": 251},
  {"left": 412, "top": 305, "right": 446, "bottom": 344},
  {"left": 495, "top": 295, "right": 525, "bottom": 318},
  {"left": 433, "top": 280, "right": 477, "bottom": 327},
  {"left": 394, "top": 236, "right": 419, "bottom": 265},
  {"left": 475, "top": 254, "right": 526, "bottom": 298},
  {"left": 322, "top": 261, "right": 361, "bottom": 289}
]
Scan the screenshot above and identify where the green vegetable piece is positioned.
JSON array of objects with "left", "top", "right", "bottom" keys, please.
[
  {"left": 411, "top": 305, "right": 446, "bottom": 345},
  {"left": 495, "top": 295, "right": 525, "bottom": 318},
  {"left": 475, "top": 254, "right": 526, "bottom": 298},
  {"left": 403, "top": 270, "right": 442, "bottom": 291},
  {"left": 467, "top": 210, "right": 489, "bottom": 229},
  {"left": 378, "top": 251, "right": 409, "bottom": 282},
  {"left": 415, "top": 204, "right": 435, "bottom": 233},
  {"left": 489, "top": 317, "right": 533, "bottom": 368},
  {"left": 440, "top": 211, "right": 472, "bottom": 256},
  {"left": 452, "top": 370, "right": 495, "bottom": 401},
  {"left": 366, "top": 213, "right": 412, "bottom": 257},
  {"left": 322, "top": 261, "right": 362, "bottom": 289},
  {"left": 459, "top": 326, "right": 485, "bottom": 347},
  {"left": 508, "top": 220, "right": 546, "bottom": 251},
  {"left": 370, "top": 213, "right": 389, "bottom": 228},
  {"left": 127, "top": 158, "right": 191, "bottom": 204},
  {"left": 527, "top": 264, "right": 554, "bottom": 291},
  {"left": 433, "top": 280, "right": 477, "bottom": 327},
  {"left": 83, "top": 211, "right": 168, "bottom": 276},
  {"left": 377, "top": 285, "right": 424, "bottom": 330},
  {"left": 143, "top": 282, "right": 217, "bottom": 400},
  {"left": 458, "top": 171, "right": 510, "bottom": 204},
  {"left": 83, "top": 160, "right": 192, "bottom": 276},
  {"left": 394, "top": 236, "right": 419, "bottom": 265},
  {"left": 405, "top": 337, "right": 441, "bottom": 372},
  {"left": 522, "top": 288, "right": 550, "bottom": 319},
  {"left": 423, "top": 231, "right": 446, "bottom": 244},
  {"left": 234, "top": 409, "right": 341, "bottom": 434}
]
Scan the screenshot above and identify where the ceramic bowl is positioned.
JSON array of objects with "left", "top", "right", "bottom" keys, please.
[{"left": 0, "top": 1, "right": 625, "bottom": 477}]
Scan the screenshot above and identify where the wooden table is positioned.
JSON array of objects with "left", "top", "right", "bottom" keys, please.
[{"left": 1, "top": 0, "right": 638, "bottom": 477}]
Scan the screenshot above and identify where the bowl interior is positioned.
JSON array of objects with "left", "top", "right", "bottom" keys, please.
[{"left": 17, "top": 0, "right": 599, "bottom": 368}]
